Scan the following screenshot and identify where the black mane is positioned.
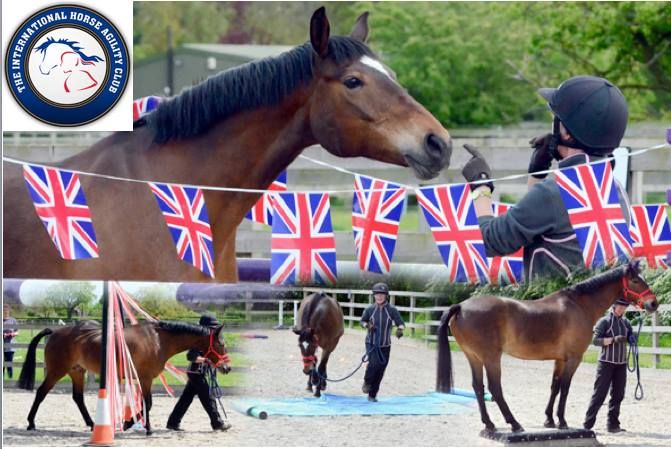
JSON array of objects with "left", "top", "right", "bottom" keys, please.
[
  {"left": 563, "top": 265, "right": 626, "bottom": 295},
  {"left": 156, "top": 320, "right": 210, "bottom": 336},
  {"left": 301, "top": 292, "right": 328, "bottom": 330},
  {"left": 148, "top": 37, "right": 374, "bottom": 144}
]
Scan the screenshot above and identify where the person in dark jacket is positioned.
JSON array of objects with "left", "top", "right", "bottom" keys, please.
[
  {"left": 583, "top": 298, "right": 634, "bottom": 433},
  {"left": 360, "top": 283, "right": 405, "bottom": 402},
  {"left": 3, "top": 305, "right": 19, "bottom": 379},
  {"left": 166, "top": 314, "right": 232, "bottom": 432},
  {"left": 459, "top": 76, "right": 631, "bottom": 281}
]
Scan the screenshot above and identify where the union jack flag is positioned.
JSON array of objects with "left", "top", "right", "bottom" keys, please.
[
  {"left": 488, "top": 202, "right": 524, "bottom": 284},
  {"left": 22, "top": 164, "right": 99, "bottom": 260},
  {"left": 352, "top": 175, "right": 406, "bottom": 274},
  {"left": 270, "top": 192, "right": 337, "bottom": 285},
  {"left": 629, "top": 204, "right": 671, "bottom": 269},
  {"left": 417, "top": 184, "right": 489, "bottom": 284},
  {"left": 149, "top": 183, "right": 215, "bottom": 278},
  {"left": 555, "top": 160, "right": 633, "bottom": 269},
  {"left": 133, "top": 96, "right": 162, "bottom": 121},
  {"left": 245, "top": 171, "right": 287, "bottom": 225}
]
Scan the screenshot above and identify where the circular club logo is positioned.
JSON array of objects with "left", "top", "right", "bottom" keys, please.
[{"left": 5, "top": 5, "right": 129, "bottom": 126}]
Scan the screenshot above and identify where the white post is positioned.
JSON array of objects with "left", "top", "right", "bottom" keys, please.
[
  {"left": 278, "top": 300, "right": 284, "bottom": 328},
  {"left": 293, "top": 300, "right": 299, "bottom": 327}
]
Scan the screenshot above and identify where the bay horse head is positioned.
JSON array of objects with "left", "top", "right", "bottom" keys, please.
[
  {"left": 202, "top": 324, "right": 231, "bottom": 374},
  {"left": 621, "top": 260, "right": 658, "bottom": 312},
  {"left": 306, "top": 7, "right": 452, "bottom": 179},
  {"left": 293, "top": 326, "right": 318, "bottom": 375}
]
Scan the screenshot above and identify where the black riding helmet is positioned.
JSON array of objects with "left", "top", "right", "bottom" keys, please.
[
  {"left": 199, "top": 314, "right": 220, "bottom": 328},
  {"left": 538, "top": 76, "right": 628, "bottom": 155},
  {"left": 371, "top": 282, "right": 389, "bottom": 296}
]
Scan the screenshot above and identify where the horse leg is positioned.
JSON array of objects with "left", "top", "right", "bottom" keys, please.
[
  {"left": 556, "top": 358, "right": 580, "bottom": 429},
  {"left": 543, "top": 359, "right": 565, "bottom": 428},
  {"left": 27, "top": 371, "right": 64, "bottom": 430},
  {"left": 306, "top": 376, "right": 313, "bottom": 392},
  {"left": 318, "top": 350, "right": 331, "bottom": 393},
  {"left": 484, "top": 358, "right": 523, "bottom": 433},
  {"left": 70, "top": 367, "right": 94, "bottom": 430},
  {"left": 464, "top": 353, "right": 495, "bottom": 432},
  {"left": 141, "top": 379, "right": 153, "bottom": 436}
]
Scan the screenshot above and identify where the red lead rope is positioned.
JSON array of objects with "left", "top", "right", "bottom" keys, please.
[
  {"left": 203, "top": 332, "right": 231, "bottom": 366},
  {"left": 622, "top": 277, "right": 655, "bottom": 310}
]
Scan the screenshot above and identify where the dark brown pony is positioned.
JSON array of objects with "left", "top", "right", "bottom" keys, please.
[
  {"left": 436, "top": 261, "right": 658, "bottom": 433},
  {"left": 3, "top": 8, "right": 452, "bottom": 283},
  {"left": 292, "top": 292, "right": 344, "bottom": 397},
  {"left": 18, "top": 320, "right": 230, "bottom": 435}
]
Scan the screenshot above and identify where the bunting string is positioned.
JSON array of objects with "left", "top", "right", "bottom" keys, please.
[{"left": 3, "top": 142, "right": 668, "bottom": 194}]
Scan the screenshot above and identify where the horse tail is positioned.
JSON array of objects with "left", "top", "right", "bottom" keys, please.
[
  {"left": 18, "top": 328, "right": 53, "bottom": 390},
  {"left": 436, "top": 305, "right": 460, "bottom": 393}
]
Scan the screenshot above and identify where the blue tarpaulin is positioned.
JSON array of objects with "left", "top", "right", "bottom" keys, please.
[{"left": 233, "top": 392, "right": 478, "bottom": 419}]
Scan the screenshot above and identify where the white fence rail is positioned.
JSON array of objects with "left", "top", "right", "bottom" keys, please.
[{"left": 4, "top": 290, "right": 669, "bottom": 369}]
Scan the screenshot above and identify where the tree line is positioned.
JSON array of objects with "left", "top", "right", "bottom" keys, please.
[{"left": 133, "top": 1, "right": 670, "bottom": 125}]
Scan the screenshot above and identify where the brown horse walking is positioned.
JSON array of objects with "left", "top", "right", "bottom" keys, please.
[
  {"left": 18, "top": 320, "right": 231, "bottom": 435},
  {"left": 3, "top": 8, "right": 452, "bottom": 283},
  {"left": 436, "top": 261, "right": 658, "bottom": 433},
  {"left": 293, "top": 292, "right": 345, "bottom": 397}
]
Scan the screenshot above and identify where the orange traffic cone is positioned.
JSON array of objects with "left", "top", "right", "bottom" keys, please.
[{"left": 86, "top": 389, "right": 114, "bottom": 446}]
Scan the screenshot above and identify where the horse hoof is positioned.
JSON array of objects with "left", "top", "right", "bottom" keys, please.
[
  {"left": 512, "top": 425, "right": 525, "bottom": 433},
  {"left": 146, "top": 429, "right": 153, "bottom": 436},
  {"left": 123, "top": 421, "right": 133, "bottom": 431},
  {"left": 305, "top": 386, "right": 313, "bottom": 392},
  {"left": 544, "top": 419, "right": 556, "bottom": 428},
  {"left": 479, "top": 428, "right": 495, "bottom": 437},
  {"left": 27, "top": 424, "right": 36, "bottom": 431},
  {"left": 558, "top": 422, "right": 568, "bottom": 430}
]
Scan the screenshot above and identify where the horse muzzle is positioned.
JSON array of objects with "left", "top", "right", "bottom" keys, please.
[
  {"left": 644, "top": 297, "right": 659, "bottom": 313},
  {"left": 403, "top": 134, "right": 452, "bottom": 180},
  {"left": 218, "top": 363, "right": 232, "bottom": 374}
]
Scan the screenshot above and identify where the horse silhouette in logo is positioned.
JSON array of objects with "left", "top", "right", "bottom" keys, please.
[{"left": 34, "top": 37, "right": 104, "bottom": 93}]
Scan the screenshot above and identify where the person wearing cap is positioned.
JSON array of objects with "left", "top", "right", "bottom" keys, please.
[
  {"left": 360, "top": 282, "right": 405, "bottom": 402},
  {"left": 3, "top": 305, "right": 19, "bottom": 379},
  {"left": 460, "top": 76, "right": 631, "bottom": 281},
  {"left": 583, "top": 298, "right": 634, "bottom": 433},
  {"left": 167, "top": 314, "right": 231, "bottom": 432}
]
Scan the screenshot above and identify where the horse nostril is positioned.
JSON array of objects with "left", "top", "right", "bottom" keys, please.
[{"left": 424, "top": 133, "right": 450, "bottom": 160}]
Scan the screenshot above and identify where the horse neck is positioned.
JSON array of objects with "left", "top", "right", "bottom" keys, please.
[
  {"left": 160, "top": 330, "right": 210, "bottom": 360},
  {"left": 155, "top": 85, "right": 315, "bottom": 191},
  {"left": 575, "top": 278, "right": 623, "bottom": 324}
]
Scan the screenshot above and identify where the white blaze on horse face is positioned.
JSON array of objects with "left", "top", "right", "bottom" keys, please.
[
  {"left": 301, "top": 340, "right": 310, "bottom": 351},
  {"left": 360, "top": 56, "right": 394, "bottom": 81}
]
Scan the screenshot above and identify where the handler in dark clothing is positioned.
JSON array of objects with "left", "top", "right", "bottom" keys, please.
[
  {"left": 583, "top": 298, "right": 634, "bottom": 433},
  {"left": 459, "top": 76, "right": 631, "bottom": 281},
  {"left": 167, "top": 314, "right": 231, "bottom": 432},
  {"left": 360, "top": 283, "right": 405, "bottom": 402}
]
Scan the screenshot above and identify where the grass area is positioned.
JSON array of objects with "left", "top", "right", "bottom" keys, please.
[
  {"left": 4, "top": 331, "right": 247, "bottom": 387},
  {"left": 330, "top": 203, "right": 420, "bottom": 232}
]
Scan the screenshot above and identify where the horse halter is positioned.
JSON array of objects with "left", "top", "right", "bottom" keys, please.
[
  {"left": 302, "top": 354, "right": 317, "bottom": 370},
  {"left": 621, "top": 277, "right": 655, "bottom": 310},
  {"left": 203, "top": 331, "right": 230, "bottom": 367}
]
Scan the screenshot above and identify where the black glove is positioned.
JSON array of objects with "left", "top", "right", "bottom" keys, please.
[
  {"left": 461, "top": 144, "right": 494, "bottom": 192},
  {"left": 365, "top": 323, "right": 375, "bottom": 332},
  {"left": 613, "top": 335, "right": 627, "bottom": 344},
  {"left": 528, "top": 133, "right": 553, "bottom": 179},
  {"left": 396, "top": 328, "right": 404, "bottom": 339}
]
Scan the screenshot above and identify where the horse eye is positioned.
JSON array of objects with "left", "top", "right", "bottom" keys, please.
[{"left": 344, "top": 77, "right": 363, "bottom": 89}]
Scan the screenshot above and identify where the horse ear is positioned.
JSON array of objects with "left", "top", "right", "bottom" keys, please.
[
  {"left": 310, "top": 6, "right": 330, "bottom": 58},
  {"left": 350, "top": 12, "right": 369, "bottom": 43},
  {"left": 626, "top": 259, "right": 640, "bottom": 276}
]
